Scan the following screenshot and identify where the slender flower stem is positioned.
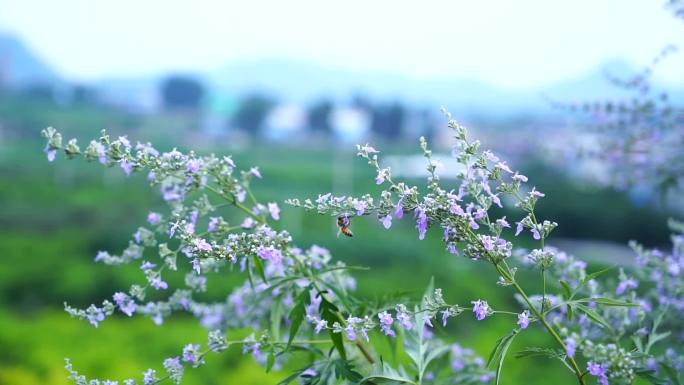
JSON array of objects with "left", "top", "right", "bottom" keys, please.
[{"left": 495, "top": 263, "right": 586, "bottom": 385}]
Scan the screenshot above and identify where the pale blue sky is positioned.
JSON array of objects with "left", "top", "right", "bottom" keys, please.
[{"left": 1, "top": 0, "right": 683, "bottom": 89}]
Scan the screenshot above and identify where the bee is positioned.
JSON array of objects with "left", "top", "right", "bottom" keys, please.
[{"left": 337, "top": 215, "right": 353, "bottom": 237}]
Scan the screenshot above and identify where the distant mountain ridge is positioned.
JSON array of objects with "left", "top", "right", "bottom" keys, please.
[
  {"left": 0, "top": 34, "right": 58, "bottom": 87},
  {"left": 1, "top": 33, "right": 682, "bottom": 116}
]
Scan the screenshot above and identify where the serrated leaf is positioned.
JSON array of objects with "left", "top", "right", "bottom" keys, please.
[
  {"left": 559, "top": 280, "right": 572, "bottom": 299},
  {"left": 266, "top": 352, "right": 276, "bottom": 372},
  {"left": 575, "top": 303, "right": 612, "bottom": 330},
  {"left": 635, "top": 367, "right": 668, "bottom": 385},
  {"left": 361, "top": 362, "right": 416, "bottom": 384},
  {"left": 487, "top": 329, "right": 520, "bottom": 385},
  {"left": 659, "top": 362, "right": 682, "bottom": 385},
  {"left": 320, "top": 295, "right": 346, "bottom": 359},
  {"left": 582, "top": 266, "right": 614, "bottom": 284},
  {"left": 333, "top": 359, "right": 363, "bottom": 382},
  {"left": 287, "top": 288, "right": 311, "bottom": 350},
  {"left": 574, "top": 297, "right": 639, "bottom": 307},
  {"left": 253, "top": 256, "right": 267, "bottom": 282}
]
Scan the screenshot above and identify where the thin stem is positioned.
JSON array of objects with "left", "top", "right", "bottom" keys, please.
[{"left": 495, "top": 263, "right": 586, "bottom": 385}]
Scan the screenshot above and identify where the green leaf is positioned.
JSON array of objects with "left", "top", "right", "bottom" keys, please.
[
  {"left": 287, "top": 288, "right": 311, "bottom": 350},
  {"left": 270, "top": 298, "right": 284, "bottom": 342},
  {"left": 404, "top": 278, "right": 449, "bottom": 383},
  {"left": 559, "top": 280, "right": 572, "bottom": 299},
  {"left": 320, "top": 294, "right": 346, "bottom": 359},
  {"left": 659, "top": 362, "right": 682, "bottom": 385},
  {"left": 266, "top": 352, "right": 276, "bottom": 372},
  {"left": 582, "top": 266, "right": 615, "bottom": 285},
  {"left": 361, "top": 362, "right": 416, "bottom": 384},
  {"left": 487, "top": 329, "right": 520, "bottom": 385},
  {"left": 253, "top": 255, "right": 267, "bottom": 282},
  {"left": 574, "top": 297, "right": 639, "bottom": 307},
  {"left": 277, "top": 368, "right": 307, "bottom": 385},
  {"left": 333, "top": 359, "right": 363, "bottom": 382},
  {"left": 635, "top": 367, "right": 668, "bottom": 385},
  {"left": 574, "top": 303, "right": 612, "bottom": 330}
]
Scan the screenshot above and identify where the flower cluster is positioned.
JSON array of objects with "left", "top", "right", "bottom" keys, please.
[{"left": 43, "top": 107, "right": 682, "bottom": 385}]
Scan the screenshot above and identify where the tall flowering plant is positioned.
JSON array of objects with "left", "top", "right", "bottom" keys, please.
[{"left": 42, "top": 109, "right": 681, "bottom": 385}]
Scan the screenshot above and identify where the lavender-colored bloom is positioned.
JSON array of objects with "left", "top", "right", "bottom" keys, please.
[
  {"left": 529, "top": 187, "right": 545, "bottom": 198},
  {"left": 44, "top": 145, "right": 57, "bottom": 162},
  {"left": 515, "top": 222, "right": 524, "bottom": 236},
  {"left": 381, "top": 215, "right": 392, "bottom": 229},
  {"left": 667, "top": 258, "right": 681, "bottom": 276},
  {"left": 448, "top": 244, "right": 459, "bottom": 256},
  {"left": 241, "top": 217, "right": 255, "bottom": 229},
  {"left": 236, "top": 189, "right": 247, "bottom": 202},
  {"left": 94, "top": 142, "right": 107, "bottom": 164},
  {"left": 449, "top": 203, "right": 465, "bottom": 216},
  {"left": 141, "top": 261, "right": 156, "bottom": 271},
  {"left": 150, "top": 277, "right": 168, "bottom": 290},
  {"left": 378, "top": 311, "right": 395, "bottom": 337},
  {"left": 143, "top": 369, "right": 157, "bottom": 385},
  {"left": 207, "top": 217, "right": 220, "bottom": 232},
  {"left": 496, "top": 217, "right": 510, "bottom": 228},
  {"left": 256, "top": 246, "right": 283, "bottom": 265},
  {"left": 249, "top": 167, "right": 262, "bottom": 178},
  {"left": 415, "top": 208, "right": 428, "bottom": 240},
  {"left": 616, "top": 278, "right": 638, "bottom": 295},
  {"left": 301, "top": 368, "right": 318, "bottom": 377},
  {"left": 394, "top": 199, "right": 404, "bottom": 219},
  {"left": 587, "top": 362, "right": 609, "bottom": 385},
  {"left": 471, "top": 300, "right": 490, "bottom": 321},
  {"left": 517, "top": 311, "right": 530, "bottom": 329},
  {"left": 113, "top": 292, "right": 136, "bottom": 316},
  {"left": 396, "top": 307, "right": 413, "bottom": 330},
  {"left": 441, "top": 310, "right": 451, "bottom": 327},
  {"left": 344, "top": 325, "right": 357, "bottom": 341},
  {"left": 531, "top": 227, "right": 541, "bottom": 240},
  {"left": 191, "top": 259, "right": 201, "bottom": 274},
  {"left": 565, "top": 337, "right": 576, "bottom": 358},
  {"left": 162, "top": 357, "right": 184, "bottom": 384},
  {"left": 193, "top": 238, "right": 212, "bottom": 253},
  {"left": 186, "top": 158, "right": 202, "bottom": 174},
  {"left": 182, "top": 343, "right": 201, "bottom": 364},
  {"left": 353, "top": 200, "right": 366, "bottom": 216},
  {"left": 481, "top": 236, "right": 495, "bottom": 251},
  {"left": 118, "top": 136, "right": 131, "bottom": 150},
  {"left": 87, "top": 307, "right": 106, "bottom": 328},
  {"left": 120, "top": 159, "right": 134, "bottom": 176},
  {"left": 223, "top": 156, "right": 235, "bottom": 167},
  {"left": 512, "top": 172, "right": 528, "bottom": 182},
  {"left": 314, "top": 318, "right": 328, "bottom": 333},
  {"left": 147, "top": 212, "right": 161, "bottom": 225},
  {"left": 375, "top": 169, "right": 386, "bottom": 185},
  {"left": 268, "top": 202, "right": 280, "bottom": 220}
]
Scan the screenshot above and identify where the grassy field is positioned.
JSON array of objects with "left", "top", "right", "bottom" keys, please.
[{"left": 0, "top": 94, "right": 671, "bottom": 384}]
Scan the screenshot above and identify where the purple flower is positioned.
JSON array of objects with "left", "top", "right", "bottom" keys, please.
[
  {"left": 193, "top": 238, "right": 212, "bottom": 253},
  {"left": 616, "top": 278, "right": 638, "bottom": 295},
  {"left": 496, "top": 217, "right": 510, "bottom": 228},
  {"left": 531, "top": 227, "right": 541, "bottom": 240},
  {"left": 344, "top": 325, "right": 357, "bottom": 341},
  {"left": 94, "top": 142, "right": 107, "bottom": 164},
  {"left": 120, "top": 159, "right": 134, "bottom": 176},
  {"left": 223, "top": 156, "right": 235, "bottom": 167},
  {"left": 449, "top": 203, "right": 465, "bottom": 216},
  {"left": 565, "top": 337, "right": 576, "bottom": 358},
  {"left": 118, "top": 136, "right": 131, "bottom": 150},
  {"left": 150, "top": 277, "right": 168, "bottom": 290},
  {"left": 471, "top": 300, "right": 490, "bottom": 321},
  {"left": 141, "top": 261, "right": 156, "bottom": 271},
  {"left": 143, "top": 369, "right": 157, "bottom": 385},
  {"left": 313, "top": 318, "right": 328, "bottom": 333},
  {"left": 394, "top": 199, "right": 404, "bottom": 219},
  {"left": 241, "top": 217, "right": 255, "bottom": 229},
  {"left": 249, "top": 167, "right": 262, "bottom": 179},
  {"left": 268, "top": 202, "right": 280, "bottom": 220},
  {"left": 515, "top": 222, "right": 524, "bottom": 236},
  {"left": 113, "top": 292, "right": 136, "bottom": 316},
  {"left": 378, "top": 311, "right": 395, "bottom": 337},
  {"left": 587, "top": 362, "right": 609, "bottom": 385},
  {"left": 441, "top": 310, "right": 451, "bottom": 327},
  {"left": 87, "top": 307, "right": 105, "bottom": 328},
  {"left": 415, "top": 208, "right": 428, "bottom": 240},
  {"left": 207, "top": 217, "right": 220, "bottom": 232},
  {"left": 256, "top": 246, "right": 283, "bottom": 264},
  {"left": 44, "top": 145, "right": 57, "bottom": 162},
  {"left": 186, "top": 158, "right": 202, "bottom": 174},
  {"left": 236, "top": 189, "right": 247, "bottom": 202},
  {"left": 182, "top": 344, "right": 201, "bottom": 364},
  {"left": 448, "top": 244, "right": 459, "bottom": 256},
  {"left": 381, "top": 215, "right": 392, "bottom": 229},
  {"left": 375, "top": 169, "right": 386, "bottom": 185},
  {"left": 512, "top": 172, "right": 528, "bottom": 182},
  {"left": 162, "top": 357, "right": 183, "bottom": 382},
  {"left": 517, "top": 311, "right": 530, "bottom": 329},
  {"left": 529, "top": 187, "right": 545, "bottom": 198},
  {"left": 353, "top": 200, "right": 366, "bottom": 216},
  {"left": 147, "top": 212, "right": 162, "bottom": 225},
  {"left": 192, "top": 259, "right": 201, "bottom": 274},
  {"left": 396, "top": 307, "right": 413, "bottom": 330},
  {"left": 481, "top": 236, "right": 495, "bottom": 251}
]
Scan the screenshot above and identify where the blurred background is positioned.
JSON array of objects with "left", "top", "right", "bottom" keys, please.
[{"left": 1, "top": 1, "right": 683, "bottom": 384}]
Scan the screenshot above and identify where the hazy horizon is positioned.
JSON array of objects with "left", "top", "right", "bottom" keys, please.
[{"left": 2, "top": 0, "right": 684, "bottom": 90}]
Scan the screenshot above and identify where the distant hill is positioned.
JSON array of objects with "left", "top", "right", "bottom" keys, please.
[{"left": 0, "top": 34, "right": 58, "bottom": 87}]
